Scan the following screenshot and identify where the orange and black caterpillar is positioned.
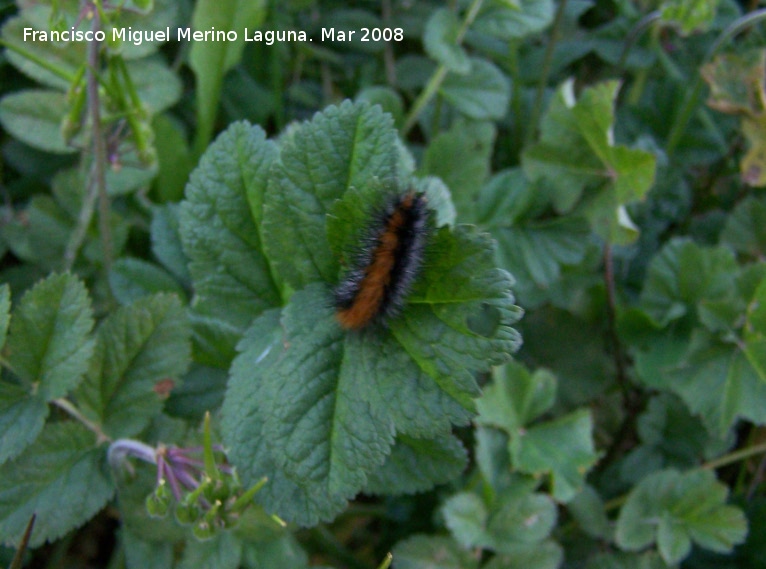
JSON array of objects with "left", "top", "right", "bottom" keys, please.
[{"left": 334, "top": 191, "right": 429, "bottom": 330}]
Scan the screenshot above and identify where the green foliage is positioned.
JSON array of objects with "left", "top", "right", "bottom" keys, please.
[
  {"left": 1, "top": 0, "right": 766, "bottom": 567},
  {"left": 616, "top": 469, "right": 747, "bottom": 564},
  {"left": 0, "top": 422, "right": 114, "bottom": 547},
  {"left": 214, "top": 103, "right": 521, "bottom": 525}
]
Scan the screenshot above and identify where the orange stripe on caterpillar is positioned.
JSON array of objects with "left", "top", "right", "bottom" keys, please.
[{"left": 335, "top": 191, "right": 428, "bottom": 330}]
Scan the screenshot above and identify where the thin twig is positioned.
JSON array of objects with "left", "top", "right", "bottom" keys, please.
[
  {"left": 63, "top": 167, "right": 99, "bottom": 270},
  {"left": 86, "top": 9, "right": 114, "bottom": 276},
  {"left": 603, "top": 244, "right": 630, "bottom": 397},
  {"left": 53, "top": 398, "right": 110, "bottom": 443},
  {"left": 381, "top": 0, "right": 397, "bottom": 86},
  {"left": 616, "top": 10, "right": 661, "bottom": 73},
  {"left": 401, "top": 0, "right": 485, "bottom": 135},
  {"left": 597, "top": 244, "right": 645, "bottom": 469},
  {"left": 525, "top": 0, "right": 568, "bottom": 146}
]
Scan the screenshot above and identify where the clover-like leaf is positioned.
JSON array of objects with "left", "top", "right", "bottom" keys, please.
[
  {"left": 442, "top": 492, "right": 491, "bottom": 550},
  {"left": 616, "top": 469, "right": 747, "bottom": 565},
  {"left": 509, "top": 409, "right": 599, "bottom": 502},
  {"left": 639, "top": 238, "right": 738, "bottom": 327},
  {"left": 473, "top": 0, "right": 555, "bottom": 40},
  {"left": 476, "top": 362, "right": 597, "bottom": 501},
  {"left": 720, "top": 195, "right": 766, "bottom": 258},
  {"left": 476, "top": 362, "right": 556, "bottom": 431},
  {"left": 392, "top": 535, "right": 479, "bottom": 569},
  {"left": 522, "top": 80, "right": 656, "bottom": 245},
  {"left": 423, "top": 8, "right": 471, "bottom": 74},
  {"left": 668, "top": 327, "right": 766, "bottom": 435}
]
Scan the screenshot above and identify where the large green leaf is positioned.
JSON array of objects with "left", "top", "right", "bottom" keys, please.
[
  {"left": 76, "top": 294, "right": 190, "bottom": 439},
  {"left": 7, "top": 273, "right": 94, "bottom": 400},
  {"left": 180, "top": 122, "right": 281, "bottom": 362},
  {"left": 0, "top": 422, "right": 113, "bottom": 547},
  {"left": 0, "top": 382, "right": 48, "bottom": 465},
  {"left": 263, "top": 101, "right": 403, "bottom": 290},
  {"left": 629, "top": 241, "right": 766, "bottom": 433},
  {"left": 616, "top": 469, "right": 747, "bottom": 565},
  {"left": 215, "top": 103, "right": 520, "bottom": 525}
]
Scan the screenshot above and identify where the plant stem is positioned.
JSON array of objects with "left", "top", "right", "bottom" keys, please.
[
  {"left": 525, "top": 0, "right": 568, "bottom": 146},
  {"left": 616, "top": 10, "right": 661, "bottom": 73},
  {"left": 703, "top": 441, "right": 766, "bottom": 471},
  {"left": 381, "top": 0, "right": 397, "bottom": 86},
  {"left": 598, "top": 244, "right": 644, "bottom": 470},
  {"left": 401, "top": 0, "right": 485, "bottom": 135},
  {"left": 63, "top": 168, "right": 99, "bottom": 270},
  {"left": 666, "top": 8, "right": 766, "bottom": 156},
  {"left": 53, "top": 398, "right": 110, "bottom": 443},
  {"left": 603, "top": 244, "right": 629, "bottom": 398},
  {"left": 86, "top": 10, "right": 114, "bottom": 277},
  {"left": 0, "top": 39, "right": 76, "bottom": 83}
]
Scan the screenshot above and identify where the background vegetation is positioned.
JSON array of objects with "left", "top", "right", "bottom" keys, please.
[{"left": 1, "top": 0, "right": 766, "bottom": 568}]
